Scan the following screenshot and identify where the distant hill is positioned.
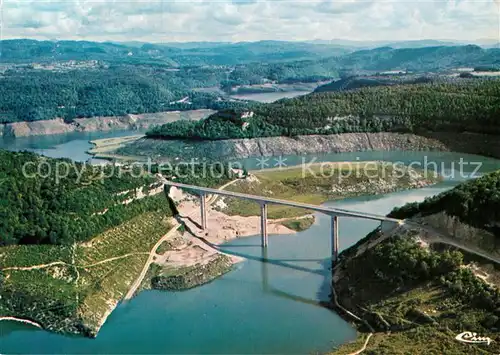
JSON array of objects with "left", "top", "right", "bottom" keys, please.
[
  {"left": 307, "top": 39, "right": 465, "bottom": 49},
  {"left": 2, "top": 40, "right": 499, "bottom": 70},
  {"left": 335, "top": 45, "right": 499, "bottom": 71},
  {"left": 0, "top": 39, "right": 352, "bottom": 65}
]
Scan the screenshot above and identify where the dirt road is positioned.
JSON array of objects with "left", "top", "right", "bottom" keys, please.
[{"left": 123, "top": 179, "right": 238, "bottom": 301}]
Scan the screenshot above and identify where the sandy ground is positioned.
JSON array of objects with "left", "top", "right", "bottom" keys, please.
[
  {"left": 177, "top": 195, "right": 295, "bottom": 243},
  {"left": 154, "top": 187, "right": 298, "bottom": 270},
  {"left": 88, "top": 135, "right": 144, "bottom": 154}
]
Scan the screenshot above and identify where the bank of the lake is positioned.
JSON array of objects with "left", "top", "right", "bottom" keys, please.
[
  {"left": 230, "top": 90, "right": 311, "bottom": 103},
  {"left": 0, "top": 110, "right": 214, "bottom": 138},
  {"left": 112, "top": 131, "right": 500, "bottom": 163},
  {"left": 0, "top": 89, "right": 316, "bottom": 139}
]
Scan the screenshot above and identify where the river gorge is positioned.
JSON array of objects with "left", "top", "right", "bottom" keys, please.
[{"left": 1, "top": 128, "right": 500, "bottom": 353}]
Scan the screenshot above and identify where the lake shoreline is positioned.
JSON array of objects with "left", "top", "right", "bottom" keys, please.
[
  {"left": 110, "top": 131, "right": 500, "bottom": 163},
  {"left": 0, "top": 110, "right": 214, "bottom": 138}
]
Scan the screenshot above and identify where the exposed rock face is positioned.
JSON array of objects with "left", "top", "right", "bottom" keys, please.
[
  {"left": 116, "top": 132, "right": 450, "bottom": 161},
  {"left": 151, "top": 255, "right": 233, "bottom": 291},
  {"left": 3, "top": 118, "right": 75, "bottom": 137},
  {"left": 116, "top": 131, "right": 500, "bottom": 161},
  {"left": 1, "top": 110, "right": 215, "bottom": 138},
  {"left": 228, "top": 133, "right": 448, "bottom": 158},
  {"left": 421, "top": 212, "right": 500, "bottom": 258}
]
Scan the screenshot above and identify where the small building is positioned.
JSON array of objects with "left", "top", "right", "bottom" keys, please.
[{"left": 241, "top": 111, "right": 254, "bottom": 119}]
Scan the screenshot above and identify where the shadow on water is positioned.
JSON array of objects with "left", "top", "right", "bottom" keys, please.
[
  {"left": 219, "top": 244, "right": 324, "bottom": 276},
  {"left": 177, "top": 215, "right": 326, "bottom": 276},
  {"left": 216, "top": 245, "right": 337, "bottom": 312},
  {"left": 177, "top": 211, "right": 338, "bottom": 313},
  {"left": 258, "top": 248, "right": 336, "bottom": 311}
]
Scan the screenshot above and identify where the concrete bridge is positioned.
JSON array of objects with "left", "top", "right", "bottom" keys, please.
[{"left": 164, "top": 181, "right": 403, "bottom": 263}]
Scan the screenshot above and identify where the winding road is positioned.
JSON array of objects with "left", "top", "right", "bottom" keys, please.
[{"left": 123, "top": 179, "right": 238, "bottom": 301}]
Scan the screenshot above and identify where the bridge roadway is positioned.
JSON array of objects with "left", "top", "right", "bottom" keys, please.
[{"left": 163, "top": 180, "right": 403, "bottom": 224}]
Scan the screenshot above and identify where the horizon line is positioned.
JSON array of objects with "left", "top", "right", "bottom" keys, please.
[{"left": 0, "top": 37, "right": 498, "bottom": 45}]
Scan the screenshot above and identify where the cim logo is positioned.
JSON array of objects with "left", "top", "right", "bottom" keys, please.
[{"left": 455, "top": 331, "right": 493, "bottom": 346}]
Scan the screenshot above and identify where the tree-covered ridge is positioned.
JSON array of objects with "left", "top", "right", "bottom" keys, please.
[
  {"left": 146, "top": 79, "right": 500, "bottom": 140},
  {"left": 0, "top": 150, "right": 235, "bottom": 246},
  {"left": 4, "top": 40, "right": 499, "bottom": 69},
  {"left": 336, "top": 232, "right": 500, "bottom": 348},
  {"left": 0, "top": 150, "right": 161, "bottom": 246},
  {"left": 336, "top": 45, "right": 499, "bottom": 71},
  {"left": 313, "top": 74, "right": 443, "bottom": 93},
  {"left": 390, "top": 170, "right": 500, "bottom": 234},
  {"left": 0, "top": 65, "right": 254, "bottom": 123},
  {"left": 0, "top": 39, "right": 350, "bottom": 65}
]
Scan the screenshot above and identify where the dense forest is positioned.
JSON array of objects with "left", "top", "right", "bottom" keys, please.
[
  {"left": 313, "top": 74, "right": 439, "bottom": 93},
  {"left": 0, "top": 65, "right": 255, "bottom": 123},
  {"left": 147, "top": 79, "right": 500, "bottom": 140},
  {"left": 0, "top": 150, "right": 232, "bottom": 246},
  {"left": 2, "top": 40, "right": 498, "bottom": 70},
  {"left": 390, "top": 170, "right": 500, "bottom": 236}
]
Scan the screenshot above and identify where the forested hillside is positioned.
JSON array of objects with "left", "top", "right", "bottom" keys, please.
[
  {"left": 0, "top": 39, "right": 350, "bottom": 65},
  {"left": 313, "top": 75, "right": 438, "bottom": 93},
  {"left": 0, "top": 150, "right": 232, "bottom": 246},
  {"left": 336, "top": 45, "right": 499, "bottom": 71},
  {"left": 0, "top": 150, "right": 157, "bottom": 245},
  {"left": 390, "top": 170, "right": 500, "bottom": 235},
  {"left": 0, "top": 66, "right": 252, "bottom": 123},
  {"left": 147, "top": 79, "right": 500, "bottom": 140},
  {"left": 334, "top": 169, "right": 500, "bottom": 353}
]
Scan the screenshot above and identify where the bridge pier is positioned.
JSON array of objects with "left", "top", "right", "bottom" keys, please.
[
  {"left": 200, "top": 193, "right": 207, "bottom": 230},
  {"left": 260, "top": 203, "right": 268, "bottom": 248},
  {"left": 331, "top": 215, "right": 339, "bottom": 264}
]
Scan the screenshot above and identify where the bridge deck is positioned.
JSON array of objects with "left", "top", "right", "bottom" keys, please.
[{"left": 164, "top": 181, "right": 402, "bottom": 223}]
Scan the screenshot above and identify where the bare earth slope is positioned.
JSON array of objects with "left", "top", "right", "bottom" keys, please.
[{"left": 1, "top": 110, "right": 215, "bottom": 137}]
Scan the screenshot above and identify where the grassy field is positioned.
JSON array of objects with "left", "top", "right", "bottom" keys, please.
[
  {"left": 87, "top": 135, "right": 148, "bottom": 162},
  {"left": 220, "top": 162, "right": 439, "bottom": 220},
  {"left": 0, "top": 210, "right": 172, "bottom": 335},
  {"left": 280, "top": 216, "right": 315, "bottom": 231}
]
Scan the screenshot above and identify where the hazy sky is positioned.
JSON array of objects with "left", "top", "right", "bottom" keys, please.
[{"left": 1, "top": 0, "right": 499, "bottom": 43}]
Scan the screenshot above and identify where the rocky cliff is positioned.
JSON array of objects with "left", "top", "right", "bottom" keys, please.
[
  {"left": 114, "top": 132, "right": 449, "bottom": 161},
  {"left": 420, "top": 212, "right": 500, "bottom": 258},
  {"left": 114, "top": 131, "right": 500, "bottom": 162},
  {"left": 1, "top": 110, "right": 215, "bottom": 138}
]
